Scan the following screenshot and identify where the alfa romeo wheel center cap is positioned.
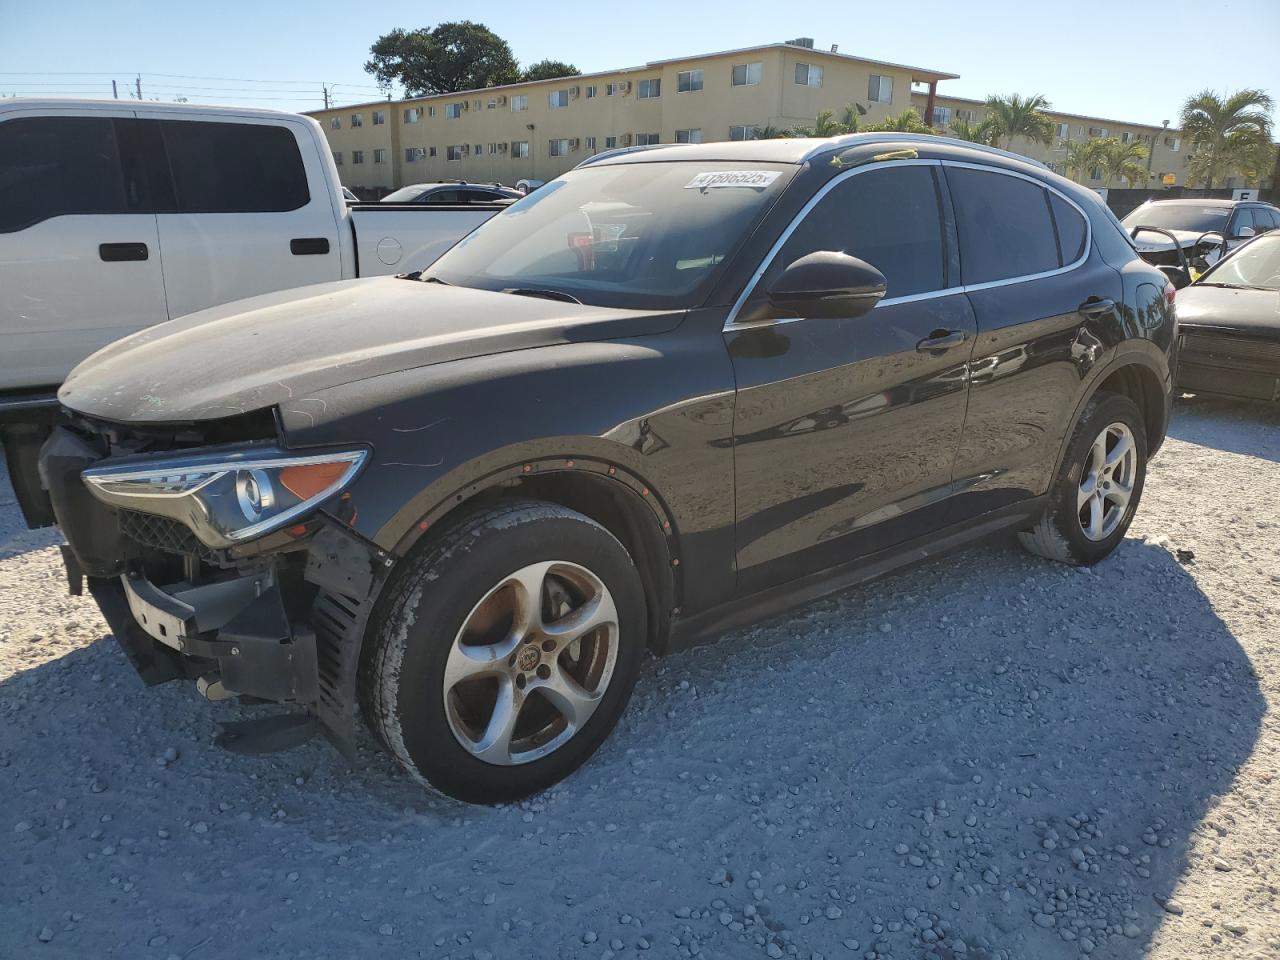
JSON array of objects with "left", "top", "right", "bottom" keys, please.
[{"left": 517, "top": 645, "right": 541, "bottom": 672}]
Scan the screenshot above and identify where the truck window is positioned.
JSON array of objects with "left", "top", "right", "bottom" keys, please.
[
  {"left": 0, "top": 116, "right": 130, "bottom": 232},
  {"left": 158, "top": 120, "right": 310, "bottom": 214}
]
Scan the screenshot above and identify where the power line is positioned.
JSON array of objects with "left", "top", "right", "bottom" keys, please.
[{"left": 0, "top": 70, "right": 385, "bottom": 92}]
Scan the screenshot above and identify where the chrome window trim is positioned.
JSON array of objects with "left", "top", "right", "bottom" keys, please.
[{"left": 723, "top": 158, "right": 1093, "bottom": 331}]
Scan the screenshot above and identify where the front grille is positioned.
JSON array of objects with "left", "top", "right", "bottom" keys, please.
[
  {"left": 119, "top": 510, "right": 219, "bottom": 563},
  {"left": 1181, "top": 333, "right": 1280, "bottom": 367}
]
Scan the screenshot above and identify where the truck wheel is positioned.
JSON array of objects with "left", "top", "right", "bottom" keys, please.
[
  {"left": 361, "top": 501, "right": 646, "bottom": 804},
  {"left": 1018, "top": 392, "right": 1147, "bottom": 566}
]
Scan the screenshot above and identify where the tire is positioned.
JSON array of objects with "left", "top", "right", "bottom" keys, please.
[
  {"left": 1018, "top": 392, "right": 1147, "bottom": 566},
  {"left": 360, "top": 500, "right": 646, "bottom": 804}
]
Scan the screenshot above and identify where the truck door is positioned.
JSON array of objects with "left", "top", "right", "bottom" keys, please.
[
  {"left": 134, "top": 112, "right": 342, "bottom": 320},
  {"left": 0, "top": 110, "right": 168, "bottom": 390}
]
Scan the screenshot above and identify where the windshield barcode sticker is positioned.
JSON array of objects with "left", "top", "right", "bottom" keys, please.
[{"left": 685, "top": 170, "right": 781, "bottom": 190}]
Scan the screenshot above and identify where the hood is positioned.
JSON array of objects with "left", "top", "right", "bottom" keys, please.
[
  {"left": 1176, "top": 284, "right": 1280, "bottom": 342},
  {"left": 60, "top": 278, "right": 681, "bottom": 423},
  {"left": 1130, "top": 227, "right": 1208, "bottom": 253}
]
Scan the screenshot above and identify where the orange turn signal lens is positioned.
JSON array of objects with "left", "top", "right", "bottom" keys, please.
[{"left": 279, "top": 461, "right": 349, "bottom": 500}]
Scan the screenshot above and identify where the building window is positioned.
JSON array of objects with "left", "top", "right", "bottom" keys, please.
[
  {"left": 1165, "top": 136, "right": 1180, "bottom": 151},
  {"left": 868, "top": 75, "right": 893, "bottom": 103},
  {"left": 956, "top": 108, "right": 977, "bottom": 122},
  {"left": 1055, "top": 122, "right": 1070, "bottom": 139},
  {"left": 332, "top": 151, "right": 343, "bottom": 166},
  {"left": 677, "top": 69, "right": 704, "bottom": 93},
  {"left": 932, "top": 106, "right": 952, "bottom": 127},
  {"left": 511, "top": 140, "right": 530, "bottom": 158},
  {"left": 1087, "top": 126, "right": 1106, "bottom": 137},
  {"left": 329, "top": 117, "right": 341, "bottom": 130},
  {"left": 585, "top": 85, "right": 597, "bottom": 98},
  {"left": 1088, "top": 165, "right": 1102, "bottom": 181},
  {"left": 352, "top": 150, "right": 364, "bottom": 164},
  {"left": 675, "top": 128, "right": 702, "bottom": 144},
  {"left": 446, "top": 103, "right": 462, "bottom": 119},
  {"left": 637, "top": 78, "right": 661, "bottom": 99},
  {"left": 510, "top": 94, "right": 528, "bottom": 112},
  {"left": 729, "top": 125, "right": 756, "bottom": 141},
  {"left": 372, "top": 111, "right": 386, "bottom": 126},
  {"left": 373, "top": 148, "right": 386, "bottom": 164},
  {"left": 428, "top": 106, "right": 436, "bottom": 118},
  {"left": 636, "top": 132, "right": 659, "bottom": 145},
  {"left": 428, "top": 146, "right": 437, "bottom": 157},
  {"left": 732, "top": 62, "right": 763, "bottom": 86},
  {"left": 794, "top": 63, "right": 823, "bottom": 87},
  {"left": 585, "top": 136, "right": 597, "bottom": 151},
  {"left": 447, "top": 145, "right": 465, "bottom": 161},
  {"left": 606, "top": 82, "right": 622, "bottom": 96},
  {"left": 474, "top": 143, "right": 482, "bottom": 154},
  {"left": 605, "top": 135, "right": 617, "bottom": 148},
  {"left": 549, "top": 138, "right": 570, "bottom": 157},
  {"left": 350, "top": 113, "right": 363, "bottom": 127},
  {"left": 474, "top": 100, "right": 482, "bottom": 111},
  {"left": 549, "top": 90, "right": 569, "bottom": 109},
  {"left": 404, "top": 148, "right": 416, "bottom": 162},
  {"left": 1120, "top": 131, "right": 1131, "bottom": 143},
  {"left": 404, "top": 108, "right": 421, "bottom": 123}
]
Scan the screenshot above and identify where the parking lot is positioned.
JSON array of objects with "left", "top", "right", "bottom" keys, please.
[{"left": 0, "top": 394, "right": 1275, "bottom": 960}]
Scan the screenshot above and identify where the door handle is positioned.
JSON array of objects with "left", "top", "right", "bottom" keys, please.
[
  {"left": 290, "top": 237, "right": 331, "bottom": 255},
  {"left": 915, "top": 329, "right": 967, "bottom": 353},
  {"left": 99, "top": 242, "right": 149, "bottom": 262},
  {"left": 1077, "top": 297, "right": 1116, "bottom": 317}
]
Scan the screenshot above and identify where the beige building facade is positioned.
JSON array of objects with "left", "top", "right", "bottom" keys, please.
[
  {"left": 911, "top": 93, "right": 1190, "bottom": 188},
  {"left": 308, "top": 42, "right": 956, "bottom": 193}
]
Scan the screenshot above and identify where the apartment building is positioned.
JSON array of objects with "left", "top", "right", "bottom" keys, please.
[
  {"left": 308, "top": 41, "right": 957, "bottom": 192},
  {"left": 912, "top": 93, "right": 1189, "bottom": 187}
]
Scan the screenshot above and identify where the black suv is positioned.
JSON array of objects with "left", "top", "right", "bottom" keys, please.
[{"left": 26, "top": 134, "right": 1175, "bottom": 803}]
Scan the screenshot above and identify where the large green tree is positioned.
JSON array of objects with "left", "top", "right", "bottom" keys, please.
[
  {"left": 521, "top": 59, "right": 580, "bottom": 82},
  {"left": 983, "top": 93, "right": 1055, "bottom": 149},
  {"left": 1179, "top": 88, "right": 1275, "bottom": 188},
  {"left": 867, "top": 108, "right": 934, "bottom": 134},
  {"left": 1062, "top": 138, "right": 1106, "bottom": 183},
  {"left": 947, "top": 116, "right": 998, "bottom": 146},
  {"left": 1095, "top": 137, "right": 1149, "bottom": 188},
  {"left": 365, "top": 22, "right": 520, "bottom": 95}
]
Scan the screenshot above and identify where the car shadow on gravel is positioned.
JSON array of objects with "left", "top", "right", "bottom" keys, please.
[
  {"left": 1170, "top": 395, "right": 1280, "bottom": 461},
  {"left": 0, "top": 536, "right": 1264, "bottom": 960}
]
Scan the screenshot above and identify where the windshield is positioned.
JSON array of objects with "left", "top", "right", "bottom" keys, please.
[
  {"left": 1199, "top": 234, "right": 1280, "bottom": 291},
  {"left": 425, "top": 161, "right": 795, "bottom": 309},
  {"left": 1123, "top": 203, "right": 1230, "bottom": 234}
]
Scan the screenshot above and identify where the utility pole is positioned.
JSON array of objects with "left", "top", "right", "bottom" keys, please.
[
  {"left": 322, "top": 84, "right": 330, "bottom": 109},
  {"left": 112, "top": 80, "right": 118, "bottom": 99},
  {"left": 135, "top": 74, "right": 142, "bottom": 100}
]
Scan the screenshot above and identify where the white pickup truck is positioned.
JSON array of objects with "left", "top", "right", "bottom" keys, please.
[{"left": 0, "top": 99, "right": 505, "bottom": 407}]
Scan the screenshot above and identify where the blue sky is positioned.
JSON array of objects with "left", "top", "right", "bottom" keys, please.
[{"left": 3, "top": 0, "right": 1278, "bottom": 126}]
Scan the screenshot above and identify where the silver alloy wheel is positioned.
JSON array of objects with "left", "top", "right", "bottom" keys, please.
[
  {"left": 1077, "top": 421, "right": 1137, "bottom": 541},
  {"left": 442, "top": 560, "right": 619, "bottom": 766}
]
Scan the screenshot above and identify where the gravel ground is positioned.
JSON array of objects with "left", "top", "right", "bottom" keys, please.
[{"left": 1, "top": 396, "right": 1278, "bottom": 960}]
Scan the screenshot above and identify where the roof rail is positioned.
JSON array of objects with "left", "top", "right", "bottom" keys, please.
[
  {"left": 573, "top": 143, "right": 671, "bottom": 169},
  {"left": 802, "top": 132, "right": 1050, "bottom": 170}
]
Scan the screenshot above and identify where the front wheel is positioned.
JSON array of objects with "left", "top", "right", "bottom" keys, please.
[
  {"left": 360, "top": 501, "right": 646, "bottom": 804},
  {"left": 1019, "top": 392, "right": 1147, "bottom": 565}
]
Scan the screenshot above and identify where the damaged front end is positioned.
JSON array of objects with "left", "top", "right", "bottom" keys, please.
[{"left": 42, "top": 412, "right": 386, "bottom": 756}]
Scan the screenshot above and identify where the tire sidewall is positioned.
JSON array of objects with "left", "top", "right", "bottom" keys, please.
[
  {"left": 378, "top": 506, "right": 645, "bottom": 804},
  {"left": 1051, "top": 394, "right": 1148, "bottom": 564}
]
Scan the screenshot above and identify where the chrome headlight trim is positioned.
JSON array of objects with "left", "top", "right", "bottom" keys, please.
[{"left": 83, "top": 448, "right": 368, "bottom": 549}]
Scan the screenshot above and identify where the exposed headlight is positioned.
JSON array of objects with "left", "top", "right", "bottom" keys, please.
[{"left": 82, "top": 448, "right": 367, "bottom": 549}]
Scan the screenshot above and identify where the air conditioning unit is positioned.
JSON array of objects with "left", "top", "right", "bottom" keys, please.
[
  {"left": 569, "top": 86, "right": 580, "bottom": 99},
  {"left": 620, "top": 133, "right": 633, "bottom": 146},
  {"left": 619, "top": 81, "right": 632, "bottom": 95},
  {"left": 498, "top": 142, "right": 508, "bottom": 152},
  {"left": 461, "top": 144, "right": 470, "bottom": 155},
  {"left": 569, "top": 138, "right": 580, "bottom": 150},
  {"left": 497, "top": 95, "right": 507, "bottom": 106}
]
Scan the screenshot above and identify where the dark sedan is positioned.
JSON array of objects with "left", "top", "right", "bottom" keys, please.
[{"left": 1175, "top": 233, "right": 1280, "bottom": 402}]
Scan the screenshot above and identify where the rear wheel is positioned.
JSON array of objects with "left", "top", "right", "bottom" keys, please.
[
  {"left": 360, "top": 501, "right": 646, "bottom": 804},
  {"left": 1019, "top": 392, "right": 1147, "bottom": 565}
]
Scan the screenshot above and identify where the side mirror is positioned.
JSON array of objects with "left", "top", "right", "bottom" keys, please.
[
  {"left": 1235, "top": 225, "right": 1256, "bottom": 240},
  {"left": 767, "top": 251, "right": 887, "bottom": 320},
  {"left": 1158, "top": 265, "right": 1191, "bottom": 289}
]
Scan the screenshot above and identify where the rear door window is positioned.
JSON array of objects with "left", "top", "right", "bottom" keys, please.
[
  {"left": 947, "top": 167, "right": 1061, "bottom": 284},
  {"left": 1049, "top": 193, "right": 1088, "bottom": 264},
  {"left": 1230, "top": 208, "right": 1255, "bottom": 237},
  {"left": 158, "top": 120, "right": 309, "bottom": 213},
  {"left": 0, "top": 116, "right": 129, "bottom": 232},
  {"left": 766, "top": 164, "right": 948, "bottom": 299}
]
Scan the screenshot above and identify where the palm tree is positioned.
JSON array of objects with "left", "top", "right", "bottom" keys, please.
[
  {"left": 984, "top": 94, "right": 1055, "bottom": 150},
  {"left": 1095, "top": 137, "right": 1149, "bottom": 188},
  {"left": 752, "top": 125, "right": 787, "bottom": 140},
  {"left": 1179, "top": 89, "right": 1275, "bottom": 188},
  {"left": 1062, "top": 138, "right": 1105, "bottom": 183},
  {"left": 947, "top": 117, "right": 998, "bottom": 146},
  {"left": 811, "top": 110, "right": 845, "bottom": 137},
  {"left": 867, "top": 108, "right": 933, "bottom": 134},
  {"left": 838, "top": 103, "right": 865, "bottom": 134}
]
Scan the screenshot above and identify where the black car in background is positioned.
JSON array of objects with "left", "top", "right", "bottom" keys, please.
[
  {"left": 380, "top": 180, "right": 521, "bottom": 204},
  {"left": 1175, "top": 232, "right": 1280, "bottom": 402},
  {"left": 26, "top": 134, "right": 1176, "bottom": 803}
]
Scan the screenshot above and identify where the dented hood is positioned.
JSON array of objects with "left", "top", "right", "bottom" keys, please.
[{"left": 59, "top": 277, "right": 680, "bottom": 423}]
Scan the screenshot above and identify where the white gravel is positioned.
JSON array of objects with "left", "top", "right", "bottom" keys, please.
[{"left": 2, "top": 395, "right": 1278, "bottom": 960}]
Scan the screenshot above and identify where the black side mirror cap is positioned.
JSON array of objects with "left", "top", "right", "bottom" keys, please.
[{"left": 767, "top": 251, "right": 887, "bottom": 320}]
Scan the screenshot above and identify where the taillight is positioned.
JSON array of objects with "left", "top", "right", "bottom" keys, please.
[{"left": 1164, "top": 281, "right": 1177, "bottom": 305}]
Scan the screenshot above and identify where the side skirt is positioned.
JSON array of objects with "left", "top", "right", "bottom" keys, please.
[{"left": 666, "top": 497, "right": 1048, "bottom": 653}]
